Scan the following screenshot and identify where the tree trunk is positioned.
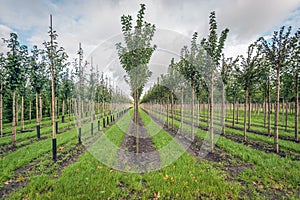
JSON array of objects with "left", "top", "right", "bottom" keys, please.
[
  {"left": 16, "top": 94, "right": 18, "bottom": 126},
  {"left": 236, "top": 101, "right": 239, "bottom": 124},
  {"left": 221, "top": 84, "right": 225, "bottom": 135},
  {"left": 263, "top": 97, "right": 266, "bottom": 127},
  {"left": 134, "top": 88, "right": 138, "bottom": 153},
  {"left": 295, "top": 67, "right": 299, "bottom": 142},
  {"left": 12, "top": 91, "right": 16, "bottom": 146},
  {"left": 267, "top": 77, "right": 271, "bottom": 137},
  {"left": 274, "top": 65, "right": 280, "bottom": 153},
  {"left": 39, "top": 95, "right": 43, "bottom": 123},
  {"left": 181, "top": 88, "right": 183, "bottom": 133},
  {"left": 166, "top": 97, "right": 169, "bottom": 128},
  {"left": 191, "top": 82, "right": 195, "bottom": 138},
  {"left": 62, "top": 99, "right": 65, "bottom": 123},
  {"left": 21, "top": 95, "right": 24, "bottom": 131},
  {"left": 282, "top": 98, "right": 284, "bottom": 126},
  {"left": 171, "top": 93, "right": 174, "bottom": 130},
  {"left": 36, "top": 92, "right": 40, "bottom": 138},
  {"left": 0, "top": 83, "right": 2, "bottom": 138},
  {"left": 285, "top": 98, "right": 288, "bottom": 131},
  {"left": 247, "top": 95, "right": 251, "bottom": 130},
  {"left": 198, "top": 102, "right": 201, "bottom": 126},
  {"left": 209, "top": 73, "right": 214, "bottom": 152},
  {"left": 50, "top": 15, "right": 57, "bottom": 161},
  {"left": 232, "top": 99, "right": 235, "bottom": 127},
  {"left": 29, "top": 100, "right": 32, "bottom": 123},
  {"left": 243, "top": 88, "right": 248, "bottom": 142},
  {"left": 36, "top": 93, "right": 39, "bottom": 125}
]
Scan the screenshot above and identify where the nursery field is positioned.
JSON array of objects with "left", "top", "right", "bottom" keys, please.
[
  {"left": 1, "top": 106, "right": 299, "bottom": 199},
  {"left": 1, "top": 2, "right": 300, "bottom": 200}
]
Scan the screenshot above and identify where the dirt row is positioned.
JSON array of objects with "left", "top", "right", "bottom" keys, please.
[
  {"left": 117, "top": 112, "right": 161, "bottom": 173},
  {"left": 155, "top": 110, "right": 300, "bottom": 160}
]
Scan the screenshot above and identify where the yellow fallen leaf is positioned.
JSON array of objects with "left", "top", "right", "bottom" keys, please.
[
  {"left": 97, "top": 165, "right": 102, "bottom": 170},
  {"left": 163, "top": 175, "right": 168, "bottom": 180},
  {"left": 170, "top": 177, "right": 175, "bottom": 183}
]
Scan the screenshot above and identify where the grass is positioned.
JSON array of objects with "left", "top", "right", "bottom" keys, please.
[
  {"left": 3, "top": 107, "right": 300, "bottom": 199},
  {"left": 151, "top": 108, "right": 300, "bottom": 198},
  {"left": 7, "top": 109, "right": 240, "bottom": 199}
]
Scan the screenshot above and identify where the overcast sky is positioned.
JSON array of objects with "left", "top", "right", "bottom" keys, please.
[{"left": 0, "top": 0, "right": 300, "bottom": 96}]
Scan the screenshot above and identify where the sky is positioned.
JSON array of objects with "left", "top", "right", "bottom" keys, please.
[{"left": 0, "top": 0, "right": 300, "bottom": 96}]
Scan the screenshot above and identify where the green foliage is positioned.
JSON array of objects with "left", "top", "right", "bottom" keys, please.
[
  {"left": 201, "top": 11, "right": 229, "bottom": 68},
  {"left": 3, "top": 33, "right": 24, "bottom": 91},
  {"left": 116, "top": 4, "right": 156, "bottom": 100},
  {"left": 29, "top": 45, "right": 48, "bottom": 94},
  {"left": 236, "top": 43, "right": 261, "bottom": 91}
]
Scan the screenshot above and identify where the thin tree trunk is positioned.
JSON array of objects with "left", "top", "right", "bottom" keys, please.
[
  {"left": 166, "top": 97, "right": 169, "bottom": 127},
  {"left": 285, "top": 98, "right": 288, "bottom": 131},
  {"left": 16, "top": 94, "right": 18, "bottom": 126},
  {"left": 191, "top": 82, "right": 195, "bottom": 138},
  {"left": 295, "top": 67, "right": 299, "bottom": 142},
  {"left": 171, "top": 93, "right": 174, "bottom": 130},
  {"left": 243, "top": 88, "right": 248, "bottom": 141},
  {"left": 50, "top": 15, "right": 57, "bottom": 161},
  {"left": 36, "top": 92, "right": 40, "bottom": 138},
  {"left": 268, "top": 77, "right": 271, "bottom": 137},
  {"left": 232, "top": 99, "right": 235, "bottom": 127},
  {"left": 134, "top": 88, "right": 138, "bottom": 154},
  {"left": 282, "top": 98, "right": 284, "bottom": 126},
  {"left": 263, "top": 97, "right": 266, "bottom": 127},
  {"left": 39, "top": 95, "right": 42, "bottom": 123},
  {"left": 181, "top": 88, "right": 183, "bottom": 133},
  {"left": 198, "top": 102, "right": 201, "bottom": 126},
  {"left": 209, "top": 73, "right": 214, "bottom": 152},
  {"left": 62, "top": 99, "right": 65, "bottom": 123},
  {"left": 274, "top": 65, "right": 280, "bottom": 153},
  {"left": 221, "top": 84, "right": 225, "bottom": 135},
  {"left": 29, "top": 100, "right": 32, "bottom": 124},
  {"left": 236, "top": 101, "right": 239, "bottom": 124},
  {"left": 248, "top": 95, "right": 251, "bottom": 130},
  {"left": 0, "top": 83, "right": 2, "bottom": 138},
  {"left": 12, "top": 91, "right": 16, "bottom": 146},
  {"left": 21, "top": 95, "right": 24, "bottom": 131}
]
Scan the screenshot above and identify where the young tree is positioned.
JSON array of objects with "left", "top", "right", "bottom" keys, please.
[
  {"left": 0, "top": 53, "right": 5, "bottom": 138},
  {"left": 290, "top": 29, "right": 300, "bottom": 142},
  {"left": 201, "top": 11, "right": 229, "bottom": 151},
  {"left": 116, "top": 4, "right": 156, "bottom": 153},
  {"left": 178, "top": 32, "right": 200, "bottom": 138},
  {"left": 18, "top": 45, "right": 30, "bottom": 132},
  {"left": 259, "top": 26, "right": 292, "bottom": 153},
  {"left": 29, "top": 45, "right": 47, "bottom": 138},
  {"left": 3, "top": 33, "right": 24, "bottom": 146},
  {"left": 221, "top": 55, "right": 238, "bottom": 134},
  {"left": 43, "top": 15, "right": 68, "bottom": 160},
  {"left": 236, "top": 43, "right": 260, "bottom": 141}
]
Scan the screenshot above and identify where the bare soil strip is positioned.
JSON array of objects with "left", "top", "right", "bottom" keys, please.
[{"left": 118, "top": 112, "right": 160, "bottom": 173}]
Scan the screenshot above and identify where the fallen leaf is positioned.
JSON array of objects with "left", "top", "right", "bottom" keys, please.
[
  {"left": 59, "top": 146, "right": 64, "bottom": 150},
  {"left": 163, "top": 175, "right": 168, "bottom": 180},
  {"left": 97, "top": 165, "right": 102, "bottom": 170},
  {"left": 153, "top": 191, "right": 160, "bottom": 200},
  {"left": 258, "top": 184, "right": 264, "bottom": 189},
  {"left": 170, "top": 177, "right": 175, "bottom": 183},
  {"left": 271, "top": 185, "right": 280, "bottom": 190}
]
